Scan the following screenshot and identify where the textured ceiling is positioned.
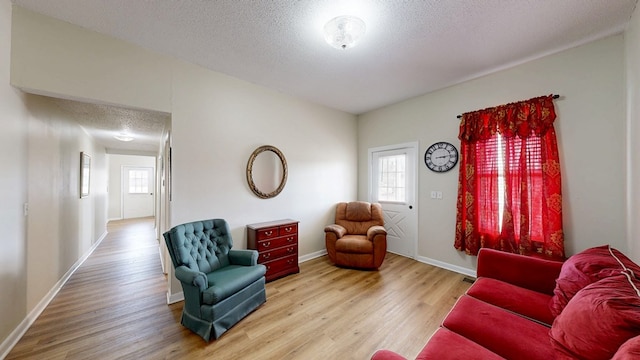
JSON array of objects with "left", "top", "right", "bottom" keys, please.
[
  {"left": 50, "top": 98, "right": 170, "bottom": 155},
  {"left": 11, "top": 0, "right": 638, "bottom": 153}
]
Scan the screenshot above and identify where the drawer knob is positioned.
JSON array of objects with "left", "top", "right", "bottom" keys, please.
[
  {"left": 262, "top": 241, "right": 271, "bottom": 248},
  {"left": 264, "top": 230, "right": 273, "bottom": 236},
  {"left": 287, "top": 247, "right": 294, "bottom": 253},
  {"left": 263, "top": 253, "right": 271, "bottom": 260},
  {"left": 287, "top": 237, "right": 294, "bottom": 242},
  {"left": 284, "top": 227, "right": 292, "bottom": 232}
]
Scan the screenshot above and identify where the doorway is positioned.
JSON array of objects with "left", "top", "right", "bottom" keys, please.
[
  {"left": 122, "top": 166, "right": 155, "bottom": 219},
  {"left": 369, "top": 142, "right": 418, "bottom": 258}
]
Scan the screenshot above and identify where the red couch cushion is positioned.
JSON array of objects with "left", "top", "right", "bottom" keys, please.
[
  {"left": 549, "top": 245, "right": 640, "bottom": 317},
  {"left": 549, "top": 274, "right": 640, "bottom": 360},
  {"left": 414, "top": 327, "right": 504, "bottom": 360},
  {"left": 612, "top": 336, "right": 640, "bottom": 360},
  {"left": 467, "top": 277, "right": 555, "bottom": 325},
  {"left": 370, "top": 350, "right": 407, "bottom": 360},
  {"left": 442, "top": 295, "right": 555, "bottom": 360}
]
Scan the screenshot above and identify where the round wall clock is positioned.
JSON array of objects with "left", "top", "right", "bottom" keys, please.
[{"left": 424, "top": 142, "right": 459, "bottom": 173}]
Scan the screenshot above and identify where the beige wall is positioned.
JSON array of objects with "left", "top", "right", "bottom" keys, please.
[
  {"left": 0, "top": 0, "right": 28, "bottom": 349},
  {"left": 626, "top": 6, "right": 640, "bottom": 263},
  {"left": 358, "top": 35, "right": 627, "bottom": 273},
  {"left": 1, "top": 2, "right": 109, "bottom": 352},
  {"left": 10, "top": 6, "right": 171, "bottom": 114},
  {"left": 9, "top": 6, "right": 358, "bottom": 301},
  {"left": 25, "top": 95, "right": 108, "bottom": 310}
]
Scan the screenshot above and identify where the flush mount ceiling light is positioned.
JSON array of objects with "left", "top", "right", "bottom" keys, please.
[
  {"left": 324, "top": 15, "right": 366, "bottom": 50},
  {"left": 114, "top": 133, "right": 134, "bottom": 142}
]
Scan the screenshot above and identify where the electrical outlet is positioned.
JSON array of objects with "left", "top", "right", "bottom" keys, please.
[
  {"left": 436, "top": 191, "right": 443, "bottom": 199},
  {"left": 430, "top": 191, "right": 437, "bottom": 199}
]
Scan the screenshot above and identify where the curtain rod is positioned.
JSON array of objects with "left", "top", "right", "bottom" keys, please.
[{"left": 456, "top": 94, "right": 560, "bottom": 119}]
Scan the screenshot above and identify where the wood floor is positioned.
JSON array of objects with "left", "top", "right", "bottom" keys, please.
[{"left": 6, "top": 217, "right": 472, "bottom": 360}]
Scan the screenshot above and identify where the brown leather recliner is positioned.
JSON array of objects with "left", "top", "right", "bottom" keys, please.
[{"left": 324, "top": 201, "right": 387, "bottom": 269}]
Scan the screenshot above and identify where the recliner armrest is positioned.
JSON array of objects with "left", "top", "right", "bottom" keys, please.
[
  {"left": 175, "top": 265, "right": 207, "bottom": 291},
  {"left": 324, "top": 224, "right": 347, "bottom": 238},
  {"left": 477, "top": 248, "right": 563, "bottom": 295},
  {"left": 229, "top": 249, "right": 259, "bottom": 266},
  {"left": 367, "top": 225, "right": 386, "bottom": 241}
]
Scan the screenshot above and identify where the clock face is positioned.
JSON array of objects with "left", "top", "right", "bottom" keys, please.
[{"left": 425, "top": 142, "right": 458, "bottom": 173}]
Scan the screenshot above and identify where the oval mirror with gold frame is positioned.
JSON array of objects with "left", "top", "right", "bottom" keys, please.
[{"left": 246, "top": 145, "right": 288, "bottom": 199}]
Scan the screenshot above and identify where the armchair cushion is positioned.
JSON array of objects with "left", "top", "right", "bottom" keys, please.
[
  {"left": 346, "top": 201, "right": 372, "bottom": 221},
  {"left": 336, "top": 235, "right": 374, "bottom": 254},
  {"left": 203, "top": 265, "right": 266, "bottom": 304},
  {"left": 336, "top": 201, "right": 385, "bottom": 235}
]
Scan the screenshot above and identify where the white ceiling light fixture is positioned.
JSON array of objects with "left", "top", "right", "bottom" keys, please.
[
  {"left": 114, "top": 132, "right": 134, "bottom": 142},
  {"left": 324, "top": 15, "right": 366, "bottom": 50}
]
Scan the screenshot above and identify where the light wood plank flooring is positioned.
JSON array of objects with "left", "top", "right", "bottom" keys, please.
[{"left": 7, "top": 217, "right": 472, "bottom": 360}]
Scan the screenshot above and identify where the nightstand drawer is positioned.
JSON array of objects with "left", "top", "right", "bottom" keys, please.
[
  {"left": 257, "top": 234, "right": 297, "bottom": 251},
  {"left": 258, "top": 245, "right": 297, "bottom": 263},
  {"left": 256, "top": 226, "right": 279, "bottom": 240},
  {"left": 264, "top": 255, "right": 299, "bottom": 281},
  {"left": 279, "top": 223, "right": 297, "bottom": 236}
]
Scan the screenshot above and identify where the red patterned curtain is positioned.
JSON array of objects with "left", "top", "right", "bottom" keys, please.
[{"left": 454, "top": 95, "right": 565, "bottom": 260}]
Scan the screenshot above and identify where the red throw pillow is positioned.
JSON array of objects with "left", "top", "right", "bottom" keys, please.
[
  {"left": 549, "top": 274, "right": 640, "bottom": 360},
  {"left": 549, "top": 245, "right": 640, "bottom": 317}
]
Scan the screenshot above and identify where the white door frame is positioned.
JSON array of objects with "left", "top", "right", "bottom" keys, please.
[
  {"left": 368, "top": 141, "right": 419, "bottom": 258},
  {"left": 121, "top": 165, "right": 155, "bottom": 219}
]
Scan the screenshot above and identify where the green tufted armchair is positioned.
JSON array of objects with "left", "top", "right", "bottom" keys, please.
[{"left": 163, "top": 219, "right": 267, "bottom": 341}]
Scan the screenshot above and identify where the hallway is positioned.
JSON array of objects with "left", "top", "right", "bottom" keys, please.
[{"left": 6, "top": 217, "right": 182, "bottom": 359}]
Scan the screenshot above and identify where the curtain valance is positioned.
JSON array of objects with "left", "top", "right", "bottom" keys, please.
[{"left": 459, "top": 95, "right": 557, "bottom": 142}]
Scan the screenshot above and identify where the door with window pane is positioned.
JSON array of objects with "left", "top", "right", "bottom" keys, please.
[
  {"left": 123, "top": 166, "right": 155, "bottom": 219},
  {"left": 370, "top": 143, "right": 417, "bottom": 258}
]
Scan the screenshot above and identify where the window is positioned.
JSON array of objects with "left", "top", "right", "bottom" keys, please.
[
  {"left": 476, "top": 134, "right": 544, "bottom": 240},
  {"left": 377, "top": 154, "right": 406, "bottom": 202},
  {"left": 128, "top": 170, "right": 149, "bottom": 194},
  {"left": 454, "top": 95, "right": 564, "bottom": 260}
]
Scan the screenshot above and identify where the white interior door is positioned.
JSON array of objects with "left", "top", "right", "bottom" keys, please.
[
  {"left": 369, "top": 142, "right": 418, "bottom": 258},
  {"left": 122, "top": 166, "right": 155, "bottom": 219}
]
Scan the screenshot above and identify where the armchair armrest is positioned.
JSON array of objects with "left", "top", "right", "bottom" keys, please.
[
  {"left": 367, "top": 225, "right": 387, "bottom": 241},
  {"left": 229, "top": 249, "right": 259, "bottom": 266},
  {"left": 175, "top": 265, "right": 207, "bottom": 291},
  {"left": 324, "top": 224, "right": 347, "bottom": 238},
  {"left": 476, "top": 248, "right": 563, "bottom": 295}
]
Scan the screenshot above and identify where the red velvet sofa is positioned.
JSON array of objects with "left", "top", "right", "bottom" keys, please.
[{"left": 371, "top": 245, "right": 640, "bottom": 360}]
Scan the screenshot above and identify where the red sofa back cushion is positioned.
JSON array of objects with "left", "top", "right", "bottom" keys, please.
[
  {"left": 549, "top": 274, "right": 640, "bottom": 360},
  {"left": 549, "top": 245, "right": 640, "bottom": 317},
  {"left": 612, "top": 335, "right": 640, "bottom": 359}
]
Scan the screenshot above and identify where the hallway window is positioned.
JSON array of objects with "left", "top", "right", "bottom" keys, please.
[{"left": 128, "top": 170, "right": 149, "bottom": 193}]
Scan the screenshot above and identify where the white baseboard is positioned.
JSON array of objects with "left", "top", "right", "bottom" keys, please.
[
  {"left": 0, "top": 230, "right": 108, "bottom": 360},
  {"left": 167, "top": 291, "right": 184, "bottom": 305},
  {"left": 415, "top": 255, "right": 477, "bottom": 278},
  {"left": 299, "top": 249, "right": 327, "bottom": 263}
]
